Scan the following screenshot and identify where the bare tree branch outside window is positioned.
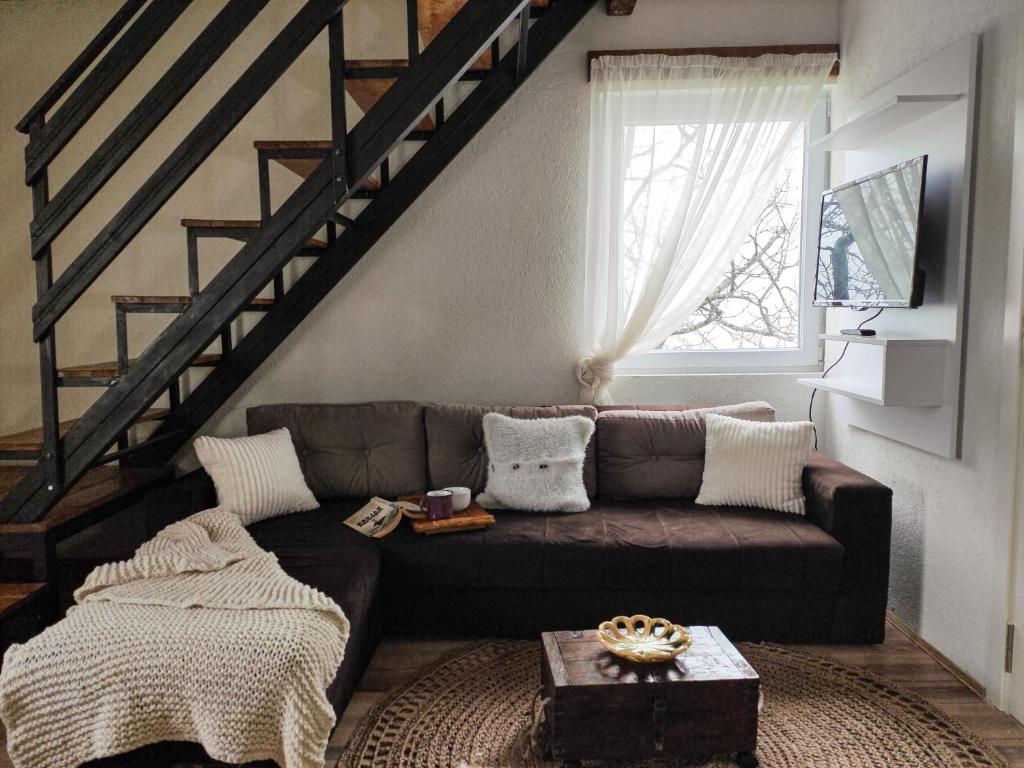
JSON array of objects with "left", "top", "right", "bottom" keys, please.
[
  {"left": 621, "top": 123, "right": 808, "bottom": 352},
  {"left": 659, "top": 137, "right": 805, "bottom": 351}
]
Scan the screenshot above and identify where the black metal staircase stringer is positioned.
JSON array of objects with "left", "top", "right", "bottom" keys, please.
[
  {"left": 31, "top": 0, "right": 351, "bottom": 341},
  {"left": 0, "top": 0, "right": 535, "bottom": 525},
  {"left": 138, "top": 0, "right": 601, "bottom": 466}
]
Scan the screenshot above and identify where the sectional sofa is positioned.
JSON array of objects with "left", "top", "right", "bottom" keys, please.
[{"left": 80, "top": 399, "right": 892, "bottom": 768}]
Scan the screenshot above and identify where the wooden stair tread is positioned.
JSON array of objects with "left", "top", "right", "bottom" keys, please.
[
  {"left": 0, "top": 582, "right": 46, "bottom": 620},
  {"left": 253, "top": 142, "right": 387, "bottom": 188},
  {"left": 181, "top": 218, "right": 261, "bottom": 228},
  {"left": 111, "top": 295, "right": 276, "bottom": 306},
  {"left": 345, "top": 58, "right": 411, "bottom": 69},
  {"left": 344, "top": 0, "right": 548, "bottom": 75},
  {"left": 0, "top": 409, "right": 168, "bottom": 453},
  {"left": 179, "top": 219, "right": 328, "bottom": 249},
  {"left": 253, "top": 140, "right": 331, "bottom": 150},
  {"left": 59, "top": 354, "right": 222, "bottom": 379},
  {"left": 0, "top": 464, "right": 172, "bottom": 535},
  {"left": 274, "top": 156, "right": 323, "bottom": 179},
  {"left": 276, "top": 156, "right": 382, "bottom": 191},
  {"left": 416, "top": 0, "right": 547, "bottom": 70},
  {"left": 346, "top": 77, "right": 436, "bottom": 132}
]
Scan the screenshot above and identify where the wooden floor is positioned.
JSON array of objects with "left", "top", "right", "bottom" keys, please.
[{"left": 3, "top": 618, "right": 1024, "bottom": 767}]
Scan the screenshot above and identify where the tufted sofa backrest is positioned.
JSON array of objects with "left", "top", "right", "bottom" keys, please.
[
  {"left": 246, "top": 400, "right": 773, "bottom": 501},
  {"left": 247, "top": 402, "right": 426, "bottom": 499}
]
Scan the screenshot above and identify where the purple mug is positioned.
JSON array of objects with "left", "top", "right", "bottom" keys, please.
[{"left": 419, "top": 490, "right": 454, "bottom": 521}]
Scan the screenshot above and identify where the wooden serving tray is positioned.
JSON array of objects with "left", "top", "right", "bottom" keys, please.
[{"left": 398, "top": 496, "right": 495, "bottom": 535}]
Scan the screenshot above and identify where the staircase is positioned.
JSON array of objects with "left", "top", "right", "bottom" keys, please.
[{"left": 0, "top": 0, "right": 601, "bottom": 590}]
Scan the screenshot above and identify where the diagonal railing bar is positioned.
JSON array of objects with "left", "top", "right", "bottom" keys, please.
[
  {"left": 15, "top": 0, "right": 148, "bottom": 135},
  {"left": 2, "top": 0, "right": 533, "bottom": 524},
  {"left": 31, "top": 0, "right": 348, "bottom": 341},
  {"left": 342, "top": 0, "right": 529, "bottom": 192},
  {"left": 23, "top": 0, "right": 191, "bottom": 184},
  {"left": 138, "top": 0, "right": 600, "bottom": 463},
  {"left": 0, "top": 164, "right": 336, "bottom": 524},
  {"left": 30, "top": 0, "right": 270, "bottom": 258}
]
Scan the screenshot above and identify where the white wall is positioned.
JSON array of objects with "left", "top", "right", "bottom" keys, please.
[
  {"left": 196, "top": 0, "right": 839, "bottom": 437},
  {"left": 825, "top": 0, "right": 1022, "bottom": 696}
]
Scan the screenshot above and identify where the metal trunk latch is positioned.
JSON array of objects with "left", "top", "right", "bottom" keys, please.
[{"left": 652, "top": 698, "right": 667, "bottom": 752}]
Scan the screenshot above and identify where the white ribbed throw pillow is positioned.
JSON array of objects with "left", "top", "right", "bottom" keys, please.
[
  {"left": 696, "top": 413, "right": 813, "bottom": 515},
  {"left": 194, "top": 428, "right": 319, "bottom": 525},
  {"left": 477, "top": 413, "right": 595, "bottom": 513}
]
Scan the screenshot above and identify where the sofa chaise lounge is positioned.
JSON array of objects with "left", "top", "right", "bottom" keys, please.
[{"left": 77, "top": 399, "right": 892, "bottom": 768}]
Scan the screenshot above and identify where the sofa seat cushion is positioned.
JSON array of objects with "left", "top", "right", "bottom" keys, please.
[
  {"left": 247, "top": 401, "right": 426, "bottom": 499},
  {"left": 379, "top": 500, "right": 843, "bottom": 594},
  {"left": 246, "top": 502, "right": 381, "bottom": 623},
  {"left": 424, "top": 404, "right": 599, "bottom": 498}
]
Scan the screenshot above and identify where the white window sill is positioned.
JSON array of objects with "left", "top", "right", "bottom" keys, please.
[{"left": 614, "top": 368, "right": 823, "bottom": 378}]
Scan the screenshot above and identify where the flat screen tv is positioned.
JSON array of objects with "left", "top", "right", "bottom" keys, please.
[{"left": 813, "top": 155, "right": 928, "bottom": 308}]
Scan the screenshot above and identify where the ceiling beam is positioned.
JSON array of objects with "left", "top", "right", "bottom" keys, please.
[{"left": 587, "top": 43, "right": 840, "bottom": 80}]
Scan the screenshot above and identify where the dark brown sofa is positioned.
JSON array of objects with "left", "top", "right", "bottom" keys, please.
[
  {"left": 79, "top": 399, "right": 891, "bottom": 767},
  {"left": 241, "top": 400, "right": 891, "bottom": 650}
]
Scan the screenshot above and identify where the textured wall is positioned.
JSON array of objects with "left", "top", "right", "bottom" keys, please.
[
  {"left": 827, "top": 0, "right": 1022, "bottom": 695},
  {"left": 0, "top": 0, "right": 839, "bottom": 434},
  {"left": 196, "top": 0, "right": 841, "bottom": 437}
]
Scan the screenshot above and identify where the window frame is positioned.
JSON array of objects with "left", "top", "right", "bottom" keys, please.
[{"left": 617, "top": 93, "right": 831, "bottom": 375}]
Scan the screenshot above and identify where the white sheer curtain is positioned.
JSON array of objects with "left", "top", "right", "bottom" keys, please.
[{"left": 578, "top": 53, "right": 837, "bottom": 402}]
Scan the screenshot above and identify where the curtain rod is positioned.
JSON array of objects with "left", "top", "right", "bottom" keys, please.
[{"left": 585, "top": 44, "right": 841, "bottom": 82}]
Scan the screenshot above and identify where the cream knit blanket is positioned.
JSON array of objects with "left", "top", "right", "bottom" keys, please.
[{"left": 0, "top": 507, "right": 350, "bottom": 768}]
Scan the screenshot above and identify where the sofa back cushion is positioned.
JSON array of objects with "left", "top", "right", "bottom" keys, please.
[
  {"left": 424, "top": 404, "right": 599, "bottom": 497},
  {"left": 596, "top": 402, "right": 776, "bottom": 499},
  {"left": 247, "top": 402, "right": 426, "bottom": 499}
]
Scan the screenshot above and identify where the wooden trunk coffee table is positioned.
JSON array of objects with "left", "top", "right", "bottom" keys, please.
[{"left": 541, "top": 626, "right": 760, "bottom": 766}]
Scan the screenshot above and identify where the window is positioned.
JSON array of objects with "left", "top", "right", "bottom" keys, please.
[{"left": 619, "top": 96, "right": 830, "bottom": 374}]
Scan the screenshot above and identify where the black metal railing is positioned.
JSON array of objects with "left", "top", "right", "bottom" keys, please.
[
  {"left": 143, "top": 0, "right": 599, "bottom": 466},
  {"left": 2, "top": 0, "right": 555, "bottom": 524}
]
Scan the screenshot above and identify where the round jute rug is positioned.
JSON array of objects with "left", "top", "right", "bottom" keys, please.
[{"left": 336, "top": 640, "right": 1007, "bottom": 768}]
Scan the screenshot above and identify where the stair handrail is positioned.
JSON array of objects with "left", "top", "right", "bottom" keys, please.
[
  {"left": 30, "top": 0, "right": 349, "bottom": 340},
  {"left": 28, "top": 0, "right": 274, "bottom": 263},
  {"left": 15, "top": 0, "right": 148, "bottom": 136}
]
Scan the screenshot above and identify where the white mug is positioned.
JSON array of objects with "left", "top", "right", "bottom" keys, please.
[{"left": 444, "top": 486, "right": 472, "bottom": 512}]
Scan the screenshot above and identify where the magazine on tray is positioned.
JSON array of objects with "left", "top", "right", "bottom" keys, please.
[{"left": 344, "top": 497, "right": 424, "bottom": 539}]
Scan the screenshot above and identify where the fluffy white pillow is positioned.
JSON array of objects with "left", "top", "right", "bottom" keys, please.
[
  {"left": 696, "top": 413, "right": 813, "bottom": 515},
  {"left": 477, "top": 413, "right": 595, "bottom": 513},
  {"left": 194, "top": 428, "right": 319, "bottom": 525}
]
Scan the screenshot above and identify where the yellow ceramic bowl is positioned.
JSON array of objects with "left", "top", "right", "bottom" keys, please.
[{"left": 597, "top": 614, "right": 692, "bottom": 663}]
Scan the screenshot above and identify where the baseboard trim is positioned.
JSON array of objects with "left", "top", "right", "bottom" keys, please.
[{"left": 886, "top": 609, "right": 986, "bottom": 699}]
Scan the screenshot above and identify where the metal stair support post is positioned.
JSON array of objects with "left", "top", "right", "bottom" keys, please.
[
  {"left": 328, "top": 10, "right": 349, "bottom": 204},
  {"left": 28, "top": 116, "right": 61, "bottom": 492}
]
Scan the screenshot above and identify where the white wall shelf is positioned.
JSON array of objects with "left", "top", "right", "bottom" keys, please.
[
  {"left": 817, "top": 333, "right": 947, "bottom": 347},
  {"left": 814, "top": 36, "right": 978, "bottom": 458},
  {"left": 810, "top": 94, "right": 963, "bottom": 152},
  {"left": 798, "top": 335, "right": 948, "bottom": 407}
]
